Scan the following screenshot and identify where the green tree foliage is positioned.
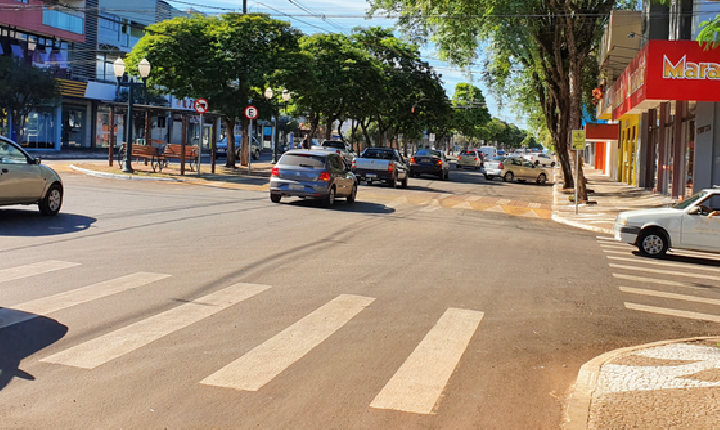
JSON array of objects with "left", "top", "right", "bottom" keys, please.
[
  {"left": 127, "top": 13, "right": 301, "bottom": 167},
  {"left": 451, "top": 83, "right": 491, "bottom": 144},
  {"left": 0, "top": 57, "right": 58, "bottom": 142},
  {"left": 698, "top": 17, "right": 720, "bottom": 49}
]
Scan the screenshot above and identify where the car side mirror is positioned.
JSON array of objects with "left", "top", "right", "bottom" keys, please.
[
  {"left": 32, "top": 157, "right": 41, "bottom": 165},
  {"left": 688, "top": 207, "right": 701, "bottom": 215}
]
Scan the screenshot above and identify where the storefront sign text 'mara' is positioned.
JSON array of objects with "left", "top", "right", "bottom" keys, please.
[{"left": 663, "top": 55, "right": 720, "bottom": 80}]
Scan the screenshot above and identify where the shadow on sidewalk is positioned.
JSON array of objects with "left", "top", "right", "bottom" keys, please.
[{"left": 0, "top": 211, "right": 96, "bottom": 236}]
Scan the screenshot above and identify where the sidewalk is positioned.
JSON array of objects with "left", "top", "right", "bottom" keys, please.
[
  {"left": 552, "top": 166, "right": 676, "bottom": 235},
  {"left": 565, "top": 337, "right": 720, "bottom": 429}
]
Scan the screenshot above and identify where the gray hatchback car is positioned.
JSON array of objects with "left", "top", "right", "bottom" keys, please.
[
  {"left": 270, "top": 150, "right": 357, "bottom": 205},
  {"left": 0, "top": 136, "right": 64, "bottom": 215}
]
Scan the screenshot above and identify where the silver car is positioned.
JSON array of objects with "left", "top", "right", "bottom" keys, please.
[
  {"left": 0, "top": 136, "right": 64, "bottom": 215},
  {"left": 270, "top": 149, "right": 357, "bottom": 205}
]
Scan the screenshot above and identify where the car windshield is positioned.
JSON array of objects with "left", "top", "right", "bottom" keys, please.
[
  {"left": 362, "top": 149, "right": 394, "bottom": 159},
  {"left": 673, "top": 192, "right": 708, "bottom": 209},
  {"left": 322, "top": 141, "right": 345, "bottom": 150},
  {"left": 279, "top": 153, "right": 326, "bottom": 168},
  {"left": 416, "top": 149, "right": 442, "bottom": 157}
]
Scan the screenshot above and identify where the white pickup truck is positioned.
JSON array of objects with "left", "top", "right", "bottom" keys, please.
[
  {"left": 352, "top": 148, "right": 408, "bottom": 188},
  {"left": 312, "top": 140, "right": 355, "bottom": 168},
  {"left": 614, "top": 188, "right": 720, "bottom": 257}
]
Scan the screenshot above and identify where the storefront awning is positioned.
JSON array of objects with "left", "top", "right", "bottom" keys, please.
[{"left": 585, "top": 123, "right": 619, "bottom": 142}]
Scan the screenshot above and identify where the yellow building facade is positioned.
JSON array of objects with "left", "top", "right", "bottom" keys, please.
[{"left": 617, "top": 114, "right": 640, "bottom": 185}]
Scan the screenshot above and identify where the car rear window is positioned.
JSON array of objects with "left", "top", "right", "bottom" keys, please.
[
  {"left": 362, "top": 149, "right": 395, "bottom": 160},
  {"left": 416, "top": 149, "right": 442, "bottom": 157},
  {"left": 279, "top": 154, "right": 326, "bottom": 168},
  {"left": 491, "top": 157, "right": 505, "bottom": 161}
]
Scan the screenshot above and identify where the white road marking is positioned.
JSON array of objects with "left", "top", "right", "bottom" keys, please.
[
  {"left": 419, "top": 200, "right": 442, "bottom": 212},
  {"left": 624, "top": 302, "right": 720, "bottom": 323},
  {"left": 620, "top": 287, "right": 720, "bottom": 306},
  {"left": 42, "top": 283, "right": 269, "bottom": 369},
  {"left": 370, "top": 308, "right": 484, "bottom": 414},
  {"left": 485, "top": 205, "right": 506, "bottom": 213},
  {"left": 201, "top": 294, "right": 374, "bottom": 391},
  {"left": 386, "top": 196, "right": 408, "bottom": 208},
  {"left": 529, "top": 203, "right": 542, "bottom": 209},
  {"left": 496, "top": 199, "right": 511, "bottom": 205},
  {"left": 520, "top": 210, "right": 540, "bottom": 218},
  {"left": 613, "top": 273, "right": 705, "bottom": 287},
  {"left": 0, "top": 308, "right": 36, "bottom": 329},
  {"left": 609, "top": 263, "right": 720, "bottom": 282},
  {"left": 0, "top": 261, "right": 80, "bottom": 283},
  {"left": 15, "top": 272, "right": 170, "bottom": 315},
  {"left": 607, "top": 256, "right": 720, "bottom": 274},
  {"left": 452, "top": 202, "right": 474, "bottom": 209},
  {"left": 465, "top": 196, "right": 482, "bottom": 201},
  {"left": 600, "top": 243, "right": 634, "bottom": 250},
  {"left": 604, "top": 250, "right": 633, "bottom": 255}
]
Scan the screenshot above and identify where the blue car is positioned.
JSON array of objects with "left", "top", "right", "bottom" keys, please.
[{"left": 216, "top": 135, "right": 261, "bottom": 160}]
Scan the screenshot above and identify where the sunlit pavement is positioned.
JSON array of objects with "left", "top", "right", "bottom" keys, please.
[{"left": 2, "top": 170, "right": 720, "bottom": 428}]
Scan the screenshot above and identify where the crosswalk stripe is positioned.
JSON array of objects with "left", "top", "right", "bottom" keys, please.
[
  {"left": 620, "top": 287, "right": 720, "bottom": 306},
  {"left": 41, "top": 283, "right": 270, "bottom": 369},
  {"left": 201, "top": 294, "right": 374, "bottom": 391},
  {"left": 624, "top": 302, "right": 720, "bottom": 323},
  {"left": 0, "top": 261, "right": 80, "bottom": 283},
  {"left": 607, "top": 256, "right": 720, "bottom": 274},
  {"left": 0, "top": 308, "right": 36, "bottom": 329},
  {"left": 613, "top": 273, "right": 706, "bottom": 287},
  {"left": 609, "top": 263, "right": 720, "bottom": 282},
  {"left": 15, "top": 272, "right": 170, "bottom": 316},
  {"left": 370, "top": 308, "right": 484, "bottom": 414}
]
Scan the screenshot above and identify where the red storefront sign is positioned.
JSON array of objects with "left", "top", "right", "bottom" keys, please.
[{"left": 612, "top": 40, "right": 720, "bottom": 120}]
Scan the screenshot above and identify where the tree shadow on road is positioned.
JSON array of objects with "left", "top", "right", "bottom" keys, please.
[
  {"left": 0, "top": 210, "right": 96, "bottom": 236},
  {"left": 0, "top": 313, "right": 68, "bottom": 392}
]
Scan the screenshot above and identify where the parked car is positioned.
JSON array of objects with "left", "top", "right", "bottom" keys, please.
[
  {"left": 501, "top": 157, "right": 549, "bottom": 185},
  {"left": 523, "top": 152, "right": 556, "bottom": 167},
  {"left": 314, "top": 140, "right": 355, "bottom": 167},
  {"left": 614, "top": 189, "right": 720, "bottom": 257},
  {"left": 409, "top": 149, "right": 449, "bottom": 180},
  {"left": 456, "top": 149, "right": 483, "bottom": 170},
  {"left": 483, "top": 156, "right": 506, "bottom": 181},
  {"left": 269, "top": 150, "right": 357, "bottom": 205},
  {"left": 352, "top": 148, "right": 408, "bottom": 188},
  {"left": 0, "top": 136, "right": 63, "bottom": 216},
  {"left": 479, "top": 146, "right": 497, "bottom": 160},
  {"left": 216, "top": 135, "right": 261, "bottom": 160}
]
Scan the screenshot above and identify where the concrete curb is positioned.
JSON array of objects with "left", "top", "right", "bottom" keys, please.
[
  {"left": 550, "top": 213, "right": 614, "bottom": 236},
  {"left": 563, "top": 336, "right": 720, "bottom": 430},
  {"left": 70, "top": 164, "right": 178, "bottom": 182}
]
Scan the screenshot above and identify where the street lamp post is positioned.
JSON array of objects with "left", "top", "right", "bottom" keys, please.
[{"left": 114, "top": 58, "right": 151, "bottom": 173}]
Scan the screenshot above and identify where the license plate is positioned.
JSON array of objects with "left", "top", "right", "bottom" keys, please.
[
  {"left": 422, "top": 158, "right": 430, "bottom": 163},
  {"left": 366, "top": 173, "right": 377, "bottom": 177},
  {"left": 289, "top": 185, "right": 304, "bottom": 191}
]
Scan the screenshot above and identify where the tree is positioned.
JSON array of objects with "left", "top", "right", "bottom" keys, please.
[
  {"left": 127, "top": 13, "right": 301, "bottom": 167},
  {"left": 451, "top": 83, "right": 491, "bottom": 145},
  {"left": 0, "top": 57, "right": 58, "bottom": 143}
]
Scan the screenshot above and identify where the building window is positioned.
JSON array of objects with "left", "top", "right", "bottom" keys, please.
[{"left": 14, "top": 0, "right": 29, "bottom": 3}]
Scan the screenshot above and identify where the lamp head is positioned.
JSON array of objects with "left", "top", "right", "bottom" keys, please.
[
  {"left": 113, "top": 58, "right": 126, "bottom": 78},
  {"left": 138, "top": 58, "right": 151, "bottom": 78},
  {"left": 282, "top": 90, "right": 290, "bottom": 101},
  {"left": 265, "top": 87, "right": 273, "bottom": 100}
]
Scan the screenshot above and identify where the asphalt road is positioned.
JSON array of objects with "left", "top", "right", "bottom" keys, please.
[{"left": 2, "top": 165, "right": 720, "bottom": 429}]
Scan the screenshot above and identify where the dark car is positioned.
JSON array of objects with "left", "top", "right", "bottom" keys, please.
[
  {"left": 269, "top": 150, "right": 357, "bottom": 206},
  {"left": 409, "top": 149, "right": 449, "bottom": 180}
]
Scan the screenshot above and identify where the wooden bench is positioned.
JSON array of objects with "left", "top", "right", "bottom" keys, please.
[
  {"left": 117, "top": 144, "right": 164, "bottom": 172},
  {"left": 163, "top": 144, "right": 199, "bottom": 171}
]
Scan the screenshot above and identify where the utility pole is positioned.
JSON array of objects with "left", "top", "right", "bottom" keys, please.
[{"left": 243, "top": 0, "right": 247, "bottom": 14}]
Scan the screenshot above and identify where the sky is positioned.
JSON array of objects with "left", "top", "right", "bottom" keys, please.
[{"left": 167, "top": 0, "right": 524, "bottom": 127}]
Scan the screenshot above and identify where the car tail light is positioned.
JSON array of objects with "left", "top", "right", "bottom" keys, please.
[
  {"left": 436, "top": 159, "right": 443, "bottom": 165},
  {"left": 498, "top": 163, "right": 504, "bottom": 169},
  {"left": 352, "top": 159, "right": 357, "bottom": 169},
  {"left": 271, "top": 167, "right": 279, "bottom": 177},
  {"left": 388, "top": 162, "right": 394, "bottom": 172},
  {"left": 474, "top": 158, "right": 478, "bottom": 161},
  {"left": 458, "top": 155, "right": 462, "bottom": 159},
  {"left": 317, "top": 171, "right": 331, "bottom": 181},
  {"left": 336, "top": 150, "right": 341, "bottom": 155},
  {"left": 410, "top": 157, "right": 415, "bottom": 163}
]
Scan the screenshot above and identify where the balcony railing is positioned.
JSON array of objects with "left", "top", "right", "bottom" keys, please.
[{"left": 42, "top": 9, "right": 84, "bottom": 35}]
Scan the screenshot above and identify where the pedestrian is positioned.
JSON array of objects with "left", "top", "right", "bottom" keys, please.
[{"left": 302, "top": 137, "right": 309, "bottom": 150}]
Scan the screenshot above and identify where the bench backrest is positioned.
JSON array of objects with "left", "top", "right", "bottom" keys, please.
[
  {"left": 164, "top": 144, "right": 198, "bottom": 158},
  {"left": 121, "top": 144, "right": 158, "bottom": 156}
]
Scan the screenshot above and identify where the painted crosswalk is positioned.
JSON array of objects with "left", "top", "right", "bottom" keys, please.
[
  {"left": 596, "top": 236, "right": 720, "bottom": 323},
  {"left": 0, "top": 260, "right": 81, "bottom": 283}
]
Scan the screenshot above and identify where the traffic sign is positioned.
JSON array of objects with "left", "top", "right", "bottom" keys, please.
[
  {"left": 194, "top": 99, "right": 209, "bottom": 114},
  {"left": 429, "top": 133, "right": 435, "bottom": 142},
  {"left": 572, "top": 130, "right": 586, "bottom": 150},
  {"left": 245, "top": 106, "right": 258, "bottom": 120}
]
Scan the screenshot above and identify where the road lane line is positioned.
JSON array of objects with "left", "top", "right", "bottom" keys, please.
[
  {"left": 201, "top": 294, "right": 374, "bottom": 391},
  {"left": 15, "top": 272, "right": 170, "bottom": 315},
  {"left": 624, "top": 302, "right": 720, "bottom": 323},
  {"left": 613, "top": 273, "right": 709, "bottom": 287},
  {"left": 0, "top": 261, "right": 81, "bottom": 283},
  {"left": 0, "top": 308, "right": 36, "bottom": 329},
  {"left": 609, "top": 263, "right": 720, "bottom": 282},
  {"left": 620, "top": 287, "right": 720, "bottom": 306},
  {"left": 370, "top": 308, "right": 484, "bottom": 414},
  {"left": 607, "top": 256, "right": 720, "bottom": 274},
  {"left": 41, "top": 283, "right": 270, "bottom": 369}
]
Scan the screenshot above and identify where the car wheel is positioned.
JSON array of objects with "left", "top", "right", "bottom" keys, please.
[
  {"left": 325, "top": 186, "right": 336, "bottom": 206},
  {"left": 270, "top": 194, "right": 281, "bottom": 203},
  {"left": 347, "top": 183, "right": 357, "bottom": 203},
  {"left": 39, "top": 184, "right": 62, "bottom": 216},
  {"left": 537, "top": 173, "right": 547, "bottom": 185},
  {"left": 535, "top": 160, "right": 539, "bottom": 166},
  {"left": 551, "top": 162, "right": 556, "bottom": 167},
  {"left": 475, "top": 165, "right": 479, "bottom": 170},
  {"left": 401, "top": 176, "right": 408, "bottom": 189},
  {"left": 390, "top": 173, "right": 398, "bottom": 188},
  {"left": 456, "top": 164, "right": 461, "bottom": 169},
  {"left": 366, "top": 180, "right": 372, "bottom": 186},
  {"left": 504, "top": 171, "right": 514, "bottom": 182},
  {"left": 637, "top": 229, "right": 669, "bottom": 258}
]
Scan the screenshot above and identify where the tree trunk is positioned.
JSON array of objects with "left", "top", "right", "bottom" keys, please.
[
  {"left": 224, "top": 117, "right": 236, "bottom": 168},
  {"left": 337, "top": 119, "right": 344, "bottom": 141},
  {"left": 360, "top": 120, "right": 371, "bottom": 153},
  {"left": 568, "top": 55, "right": 587, "bottom": 202},
  {"left": 324, "top": 117, "right": 332, "bottom": 140},
  {"left": 239, "top": 116, "right": 250, "bottom": 167},
  {"left": 308, "top": 112, "right": 320, "bottom": 147}
]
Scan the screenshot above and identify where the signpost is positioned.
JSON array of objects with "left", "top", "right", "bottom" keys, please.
[
  {"left": 245, "top": 105, "right": 258, "bottom": 172},
  {"left": 194, "top": 99, "right": 209, "bottom": 174},
  {"left": 572, "top": 130, "right": 586, "bottom": 215}
]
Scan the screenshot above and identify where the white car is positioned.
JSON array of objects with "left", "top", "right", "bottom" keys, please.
[
  {"left": 614, "top": 189, "right": 720, "bottom": 257},
  {"left": 0, "top": 136, "right": 64, "bottom": 215},
  {"left": 499, "top": 157, "right": 549, "bottom": 185},
  {"left": 523, "top": 153, "right": 556, "bottom": 167}
]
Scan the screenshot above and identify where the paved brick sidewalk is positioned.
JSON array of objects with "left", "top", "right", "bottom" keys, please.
[
  {"left": 552, "top": 166, "right": 676, "bottom": 235},
  {"left": 565, "top": 338, "right": 720, "bottom": 429}
]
